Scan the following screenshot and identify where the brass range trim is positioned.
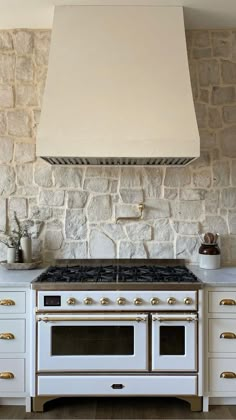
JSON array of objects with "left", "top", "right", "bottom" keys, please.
[
  {"left": 153, "top": 316, "right": 197, "bottom": 322},
  {"left": 37, "top": 315, "right": 147, "bottom": 323}
]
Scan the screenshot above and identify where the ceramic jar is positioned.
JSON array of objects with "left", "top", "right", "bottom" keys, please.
[{"left": 199, "top": 243, "right": 221, "bottom": 269}]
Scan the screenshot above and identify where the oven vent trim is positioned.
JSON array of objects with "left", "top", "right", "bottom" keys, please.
[{"left": 41, "top": 156, "right": 196, "bottom": 166}]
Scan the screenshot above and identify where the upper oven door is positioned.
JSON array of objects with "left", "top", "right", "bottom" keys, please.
[
  {"left": 151, "top": 313, "right": 197, "bottom": 372},
  {"left": 37, "top": 313, "right": 148, "bottom": 372}
]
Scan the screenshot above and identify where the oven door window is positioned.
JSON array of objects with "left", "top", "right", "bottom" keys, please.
[
  {"left": 159, "top": 326, "right": 185, "bottom": 356},
  {"left": 51, "top": 326, "right": 134, "bottom": 356}
]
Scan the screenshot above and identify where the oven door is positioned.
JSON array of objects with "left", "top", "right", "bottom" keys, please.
[
  {"left": 37, "top": 313, "right": 148, "bottom": 372},
  {"left": 151, "top": 313, "right": 197, "bottom": 372}
]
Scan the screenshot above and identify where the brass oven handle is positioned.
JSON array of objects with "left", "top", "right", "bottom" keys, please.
[
  {"left": 0, "top": 372, "right": 14, "bottom": 379},
  {"left": 37, "top": 316, "right": 147, "bottom": 323},
  {"left": 220, "top": 299, "right": 236, "bottom": 306},
  {"left": 0, "top": 299, "right": 15, "bottom": 306},
  {"left": 220, "top": 372, "right": 236, "bottom": 379},
  {"left": 220, "top": 332, "right": 236, "bottom": 339},
  {"left": 0, "top": 333, "right": 15, "bottom": 340},
  {"left": 153, "top": 316, "right": 197, "bottom": 322}
]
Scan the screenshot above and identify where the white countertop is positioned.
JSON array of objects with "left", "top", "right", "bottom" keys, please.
[
  {"left": 0, "top": 266, "right": 46, "bottom": 287},
  {"left": 189, "top": 265, "right": 236, "bottom": 287}
]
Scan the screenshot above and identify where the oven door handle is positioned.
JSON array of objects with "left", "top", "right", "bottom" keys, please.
[
  {"left": 152, "top": 315, "right": 198, "bottom": 322},
  {"left": 37, "top": 316, "right": 147, "bottom": 323}
]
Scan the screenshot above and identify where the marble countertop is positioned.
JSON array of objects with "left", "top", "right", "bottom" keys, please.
[
  {"left": 188, "top": 265, "right": 236, "bottom": 287},
  {"left": 0, "top": 266, "right": 46, "bottom": 287}
]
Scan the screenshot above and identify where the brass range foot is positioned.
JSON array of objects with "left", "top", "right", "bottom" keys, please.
[
  {"left": 177, "top": 396, "right": 202, "bottom": 412},
  {"left": 32, "top": 396, "right": 56, "bottom": 412}
]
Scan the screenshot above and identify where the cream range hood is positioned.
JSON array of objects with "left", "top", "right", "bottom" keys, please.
[{"left": 37, "top": 5, "right": 200, "bottom": 166}]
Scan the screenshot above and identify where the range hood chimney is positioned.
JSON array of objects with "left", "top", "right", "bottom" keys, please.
[{"left": 37, "top": 5, "right": 200, "bottom": 166}]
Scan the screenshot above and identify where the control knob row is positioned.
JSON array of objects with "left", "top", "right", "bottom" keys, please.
[{"left": 67, "top": 297, "right": 193, "bottom": 305}]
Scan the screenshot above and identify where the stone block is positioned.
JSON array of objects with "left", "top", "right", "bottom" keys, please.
[
  {"left": 223, "top": 106, "right": 236, "bottom": 123},
  {"left": 84, "top": 178, "right": 109, "bottom": 193},
  {"left": 173, "top": 222, "right": 199, "bottom": 235},
  {"left": 193, "top": 169, "right": 211, "bottom": 188},
  {"left": 0, "top": 85, "right": 14, "bottom": 107},
  {"left": 89, "top": 229, "right": 115, "bottom": 258},
  {"left": 120, "top": 189, "right": 144, "bottom": 204},
  {"left": 163, "top": 188, "right": 178, "bottom": 200},
  {"left": 229, "top": 210, "right": 236, "bottom": 234},
  {"left": 208, "top": 107, "right": 222, "bottom": 128},
  {"left": 190, "top": 151, "right": 210, "bottom": 169},
  {"left": 0, "top": 165, "right": 15, "bottom": 195},
  {"left": 0, "top": 54, "right": 14, "bottom": 82},
  {"left": 16, "top": 56, "right": 33, "bottom": 82},
  {"left": 221, "top": 188, "right": 236, "bottom": 208},
  {"left": 142, "top": 167, "right": 163, "bottom": 198},
  {"left": 205, "top": 190, "right": 220, "bottom": 214},
  {"left": 153, "top": 219, "right": 174, "bottom": 241},
  {"left": 53, "top": 167, "right": 83, "bottom": 188},
  {"left": 126, "top": 223, "right": 152, "bottom": 241},
  {"left": 143, "top": 200, "right": 170, "bottom": 219},
  {"left": 232, "top": 161, "right": 236, "bottom": 186},
  {"left": 34, "top": 31, "right": 51, "bottom": 66},
  {"left": 115, "top": 204, "right": 140, "bottom": 220},
  {"left": 0, "top": 242, "right": 6, "bottom": 261},
  {"left": 212, "top": 38, "right": 230, "bottom": 57},
  {"left": 222, "top": 60, "right": 236, "bottom": 84},
  {"left": 193, "top": 31, "right": 210, "bottom": 47},
  {"left": 0, "top": 112, "right": 6, "bottom": 135},
  {"left": 146, "top": 242, "right": 174, "bottom": 258},
  {"left": 220, "top": 126, "right": 236, "bottom": 157},
  {"left": 176, "top": 237, "right": 199, "bottom": 261},
  {"left": 67, "top": 191, "right": 88, "bottom": 208},
  {"left": 15, "top": 84, "right": 38, "bottom": 106},
  {"left": 85, "top": 167, "right": 103, "bottom": 177},
  {"left": 213, "top": 161, "right": 230, "bottom": 186},
  {"left": 212, "top": 86, "right": 235, "bottom": 105},
  {"left": 199, "top": 89, "right": 209, "bottom": 103},
  {"left": 16, "top": 164, "right": 33, "bottom": 186},
  {"left": 57, "top": 241, "right": 87, "bottom": 259},
  {"left": 199, "top": 130, "right": 216, "bottom": 149},
  {"left": 192, "top": 48, "right": 212, "bottom": 59},
  {"left": 87, "top": 195, "right": 112, "bottom": 222},
  {"left": 103, "top": 167, "right": 120, "bottom": 178},
  {"left": 172, "top": 201, "right": 203, "bottom": 221},
  {"left": 30, "top": 206, "right": 52, "bottom": 220},
  {"left": 45, "top": 230, "right": 63, "bottom": 250},
  {"left": 14, "top": 30, "right": 33, "bottom": 54},
  {"left": 7, "top": 110, "right": 31, "bottom": 137},
  {"left": 9, "top": 197, "right": 27, "bottom": 219},
  {"left": 0, "top": 32, "right": 13, "bottom": 50},
  {"left": 232, "top": 31, "right": 236, "bottom": 61},
  {"left": 65, "top": 209, "right": 87, "bottom": 240},
  {"left": 0, "top": 198, "right": 6, "bottom": 231},
  {"left": 39, "top": 190, "right": 64, "bottom": 206},
  {"left": 15, "top": 143, "right": 35, "bottom": 163},
  {"left": 34, "top": 164, "right": 52, "bottom": 187},
  {"left": 180, "top": 189, "right": 205, "bottom": 201},
  {"left": 120, "top": 167, "right": 142, "bottom": 188},
  {"left": 102, "top": 224, "right": 126, "bottom": 240},
  {"left": 195, "top": 103, "right": 207, "bottom": 128},
  {"left": 0, "top": 137, "right": 13, "bottom": 163},
  {"left": 110, "top": 180, "right": 118, "bottom": 193},
  {"left": 164, "top": 167, "right": 191, "bottom": 187},
  {"left": 201, "top": 215, "right": 228, "bottom": 235},
  {"left": 198, "top": 60, "right": 220, "bottom": 87},
  {"left": 119, "top": 241, "right": 146, "bottom": 258}
]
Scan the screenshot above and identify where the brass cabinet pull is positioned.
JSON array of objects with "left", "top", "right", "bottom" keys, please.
[
  {"left": 220, "top": 332, "right": 236, "bottom": 339},
  {"left": 0, "top": 333, "right": 15, "bottom": 340},
  {"left": 220, "top": 371, "right": 236, "bottom": 379},
  {"left": 220, "top": 299, "right": 236, "bottom": 306},
  {"left": 0, "top": 372, "right": 14, "bottom": 379},
  {"left": 0, "top": 299, "right": 15, "bottom": 306}
]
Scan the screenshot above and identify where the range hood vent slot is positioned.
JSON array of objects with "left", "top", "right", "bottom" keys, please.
[{"left": 41, "top": 156, "right": 196, "bottom": 166}]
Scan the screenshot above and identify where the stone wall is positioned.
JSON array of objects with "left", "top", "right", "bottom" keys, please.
[{"left": 0, "top": 29, "right": 236, "bottom": 264}]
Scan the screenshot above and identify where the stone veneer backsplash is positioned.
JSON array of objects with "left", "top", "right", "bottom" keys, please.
[{"left": 0, "top": 29, "right": 236, "bottom": 264}]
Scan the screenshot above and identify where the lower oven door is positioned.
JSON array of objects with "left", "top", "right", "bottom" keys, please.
[
  {"left": 37, "top": 313, "right": 148, "bottom": 372},
  {"left": 151, "top": 313, "right": 197, "bottom": 372}
]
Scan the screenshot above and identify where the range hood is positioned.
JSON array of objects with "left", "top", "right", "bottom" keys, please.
[{"left": 37, "top": 5, "right": 200, "bottom": 166}]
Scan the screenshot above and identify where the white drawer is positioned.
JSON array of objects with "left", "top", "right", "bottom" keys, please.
[
  {"left": 38, "top": 375, "right": 197, "bottom": 396},
  {"left": 0, "top": 320, "right": 25, "bottom": 353},
  {"left": 209, "top": 358, "right": 236, "bottom": 392},
  {"left": 0, "top": 292, "right": 25, "bottom": 314},
  {"left": 209, "top": 319, "right": 236, "bottom": 353},
  {"left": 209, "top": 291, "right": 236, "bottom": 313},
  {"left": 0, "top": 359, "right": 24, "bottom": 392}
]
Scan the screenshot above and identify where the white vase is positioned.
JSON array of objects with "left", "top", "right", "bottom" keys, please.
[
  {"left": 7, "top": 247, "right": 16, "bottom": 264},
  {"left": 20, "top": 236, "right": 32, "bottom": 263}
]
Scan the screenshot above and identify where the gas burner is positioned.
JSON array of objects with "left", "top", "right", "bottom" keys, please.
[{"left": 35, "top": 264, "right": 199, "bottom": 284}]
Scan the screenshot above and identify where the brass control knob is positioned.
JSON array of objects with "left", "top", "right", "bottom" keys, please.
[
  {"left": 167, "top": 297, "right": 176, "bottom": 305},
  {"left": 100, "top": 298, "right": 109, "bottom": 305},
  {"left": 83, "top": 297, "right": 93, "bottom": 305},
  {"left": 134, "top": 298, "right": 143, "bottom": 305},
  {"left": 150, "top": 298, "right": 159, "bottom": 305},
  {"left": 67, "top": 297, "right": 76, "bottom": 305},
  {"left": 184, "top": 297, "right": 192, "bottom": 305},
  {"left": 117, "top": 297, "right": 126, "bottom": 305}
]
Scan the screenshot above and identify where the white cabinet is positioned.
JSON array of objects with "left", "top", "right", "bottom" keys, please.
[
  {"left": 205, "top": 287, "right": 236, "bottom": 407},
  {"left": 0, "top": 288, "right": 30, "bottom": 411}
]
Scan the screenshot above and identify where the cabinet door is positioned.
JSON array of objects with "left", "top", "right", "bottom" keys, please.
[
  {"left": 0, "top": 292, "right": 25, "bottom": 314},
  {"left": 0, "top": 359, "right": 24, "bottom": 392},
  {"left": 209, "top": 319, "right": 236, "bottom": 353},
  {"left": 209, "top": 292, "right": 236, "bottom": 313},
  {"left": 209, "top": 358, "right": 236, "bottom": 392}
]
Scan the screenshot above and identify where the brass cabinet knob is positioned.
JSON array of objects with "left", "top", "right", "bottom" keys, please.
[
  {"left": 66, "top": 297, "right": 76, "bottom": 305},
  {"left": 220, "top": 299, "right": 236, "bottom": 306},
  {"left": 100, "top": 298, "right": 109, "bottom": 305},
  {"left": 167, "top": 297, "right": 176, "bottom": 305},
  {"left": 220, "top": 371, "right": 236, "bottom": 379},
  {"left": 117, "top": 297, "right": 126, "bottom": 305},
  {"left": 184, "top": 297, "right": 192, "bottom": 305},
  {"left": 83, "top": 297, "right": 93, "bottom": 305},
  {"left": 220, "top": 332, "right": 236, "bottom": 339},
  {"left": 0, "top": 372, "right": 14, "bottom": 379},
  {"left": 134, "top": 298, "right": 143, "bottom": 305},
  {"left": 0, "top": 333, "right": 15, "bottom": 340},
  {"left": 150, "top": 298, "right": 159, "bottom": 305},
  {"left": 0, "top": 299, "right": 15, "bottom": 306}
]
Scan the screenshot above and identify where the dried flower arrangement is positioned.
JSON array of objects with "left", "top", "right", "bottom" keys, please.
[{"left": 0, "top": 212, "right": 34, "bottom": 249}]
